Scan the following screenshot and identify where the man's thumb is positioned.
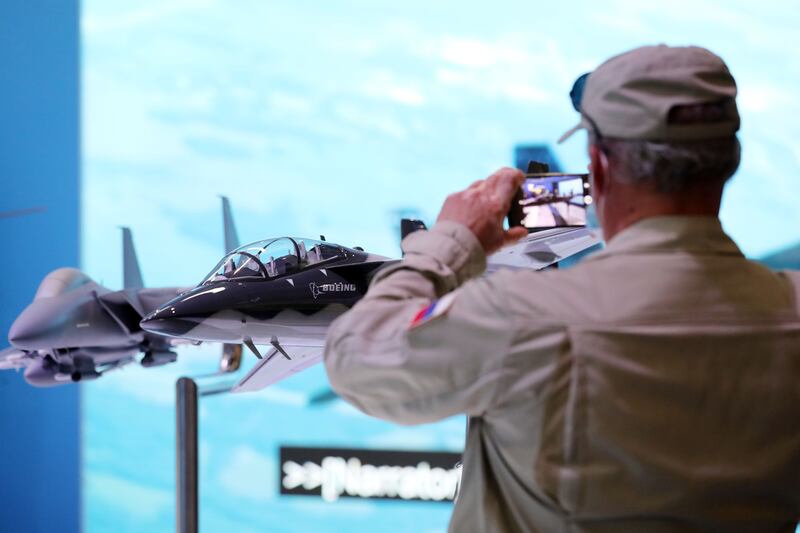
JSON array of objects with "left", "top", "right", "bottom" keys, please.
[{"left": 503, "top": 227, "right": 528, "bottom": 246}]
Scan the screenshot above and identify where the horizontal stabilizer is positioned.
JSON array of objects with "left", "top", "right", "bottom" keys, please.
[
  {"left": 231, "top": 345, "right": 323, "bottom": 393},
  {"left": 486, "top": 227, "right": 602, "bottom": 273},
  {"left": 400, "top": 219, "right": 427, "bottom": 241},
  {"left": 122, "top": 227, "right": 145, "bottom": 289}
]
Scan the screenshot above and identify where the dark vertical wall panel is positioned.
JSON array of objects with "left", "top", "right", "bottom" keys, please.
[{"left": 0, "top": 1, "right": 80, "bottom": 533}]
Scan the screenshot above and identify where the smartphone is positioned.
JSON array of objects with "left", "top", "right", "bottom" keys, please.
[{"left": 507, "top": 172, "right": 592, "bottom": 231}]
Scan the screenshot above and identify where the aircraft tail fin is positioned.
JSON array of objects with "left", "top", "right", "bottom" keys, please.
[
  {"left": 400, "top": 219, "right": 427, "bottom": 241},
  {"left": 221, "top": 196, "right": 240, "bottom": 253},
  {"left": 122, "top": 227, "right": 144, "bottom": 289}
]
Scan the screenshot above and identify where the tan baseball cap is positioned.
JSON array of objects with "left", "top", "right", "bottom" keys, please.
[{"left": 558, "top": 44, "right": 740, "bottom": 143}]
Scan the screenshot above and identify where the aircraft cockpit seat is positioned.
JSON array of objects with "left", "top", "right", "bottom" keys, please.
[
  {"left": 279, "top": 255, "right": 298, "bottom": 274},
  {"left": 266, "top": 256, "right": 277, "bottom": 278},
  {"left": 298, "top": 241, "right": 308, "bottom": 264},
  {"left": 307, "top": 246, "right": 321, "bottom": 265}
]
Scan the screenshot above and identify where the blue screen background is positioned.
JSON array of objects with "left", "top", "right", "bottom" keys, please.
[{"left": 81, "top": 1, "right": 800, "bottom": 531}]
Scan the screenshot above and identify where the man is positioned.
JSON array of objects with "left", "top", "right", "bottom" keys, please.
[{"left": 323, "top": 45, "right": 800, "bottom": 531}]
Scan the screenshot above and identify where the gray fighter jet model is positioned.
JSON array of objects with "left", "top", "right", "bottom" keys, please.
[
  {"left": 0, "top": 198, "right": 244, "bottom": 386},
  {"left": 141, "top": 219, "right": 601, "bottom": 394}
]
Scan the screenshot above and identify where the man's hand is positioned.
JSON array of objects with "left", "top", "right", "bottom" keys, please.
[{"left": 437, "top": 167, "right": 528, "bottom": 255}]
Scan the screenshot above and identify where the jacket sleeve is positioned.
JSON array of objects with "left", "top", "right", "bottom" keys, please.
[{"left": 323, "top": 221, "right": 518, "bottom": 425}]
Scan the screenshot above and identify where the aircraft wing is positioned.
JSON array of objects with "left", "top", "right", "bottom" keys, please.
[
  {"left": 231, "top": 345, "right": 323, "bottom": 393},
  {"left": 0, "top": 347, "right": 32, "bottom": 370},
  {"left": 486, "top": 227, "right": 602, "bottom": 273}
]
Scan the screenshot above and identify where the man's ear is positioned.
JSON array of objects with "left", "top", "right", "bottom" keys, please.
[{"left": 589, "top": 143, "right": 610, "bottom": 195}]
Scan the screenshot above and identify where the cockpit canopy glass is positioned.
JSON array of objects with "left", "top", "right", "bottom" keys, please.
[{"left": 202, "top": 237, "right": 353, "bottom": 284}]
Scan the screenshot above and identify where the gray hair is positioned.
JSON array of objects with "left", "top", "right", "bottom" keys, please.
[
  {"left": 589, "top": 101, "right": 742, "bottom": 193},
  {"left": 593, "top": 136, "right": 741, "bottom": 193}
]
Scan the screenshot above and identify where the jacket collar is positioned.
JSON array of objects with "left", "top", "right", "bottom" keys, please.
[{"left": 587, "top": 216, "right": 744, "bottom": 261}]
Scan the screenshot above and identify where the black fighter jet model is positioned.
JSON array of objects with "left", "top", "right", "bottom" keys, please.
[
  {"left": 141, "top": 222, "right": 601, "bottom": 393},
  {"left": 141, "top": 235, "right": 391, "bottom": 392},
  {"left": 0, "top": 198, "right": 244, "bottom": 386}
]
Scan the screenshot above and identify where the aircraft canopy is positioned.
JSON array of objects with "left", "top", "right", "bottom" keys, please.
[{"left": 202, "top": 237, "right": 352, "bottom": 283}]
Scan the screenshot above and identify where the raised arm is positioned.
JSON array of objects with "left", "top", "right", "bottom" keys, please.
[{"left": 323, "top": 168, "right": 526, "bottom": 424}]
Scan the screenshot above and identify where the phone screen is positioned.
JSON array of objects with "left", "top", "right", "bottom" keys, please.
[{"left": 508, "top": 173, "right": 592, "bottom": 230}]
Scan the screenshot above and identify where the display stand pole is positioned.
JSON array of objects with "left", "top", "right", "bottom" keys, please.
[{"left": 176, "top": 377, "right": 198, "bottom": 533}]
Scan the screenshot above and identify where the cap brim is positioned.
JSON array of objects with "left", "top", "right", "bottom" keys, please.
[{"left": 557, "top": 119, "right": 587, "bottom": 144}]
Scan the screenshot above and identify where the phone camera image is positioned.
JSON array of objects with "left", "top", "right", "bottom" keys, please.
[{"left": 515, "top": 174, "right": 592, "bottom": 230}]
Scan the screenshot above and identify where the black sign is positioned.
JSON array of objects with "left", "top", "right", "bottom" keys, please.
[{"left": 279, "top": 446, "right": 462, "bottom": 503}]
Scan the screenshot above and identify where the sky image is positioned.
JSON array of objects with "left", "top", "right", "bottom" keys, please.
[{"left": 81, "top": 1, "right": 800, "bottom": 531}]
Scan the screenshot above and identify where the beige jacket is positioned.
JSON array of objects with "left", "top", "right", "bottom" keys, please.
[{"left": 324, "top": 217, "right": 800, "bottom": 532}]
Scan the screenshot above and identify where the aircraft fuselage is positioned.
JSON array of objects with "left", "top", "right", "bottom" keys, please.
[{"left": 142, "top": 258, "right": 387, "bottom": 346}]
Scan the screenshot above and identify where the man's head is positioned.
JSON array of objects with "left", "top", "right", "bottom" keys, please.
[{"left": 560, "top": 45, "right": 741, "bottom": 240}]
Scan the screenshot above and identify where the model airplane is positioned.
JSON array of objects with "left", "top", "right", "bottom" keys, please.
[
  {"left": 140, "top": 220, "right": 601, "bottom": 394},
  {"left": 0, "top": 198, "right": 244, "bottom": 386}
]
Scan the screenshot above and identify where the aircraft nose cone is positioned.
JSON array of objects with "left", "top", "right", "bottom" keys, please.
[
  {"left": 9, "top": 307, "right": 52, "bottom": 349},
  {"left": 9, "top": 317, "right": 33, "bottom": 345}
]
